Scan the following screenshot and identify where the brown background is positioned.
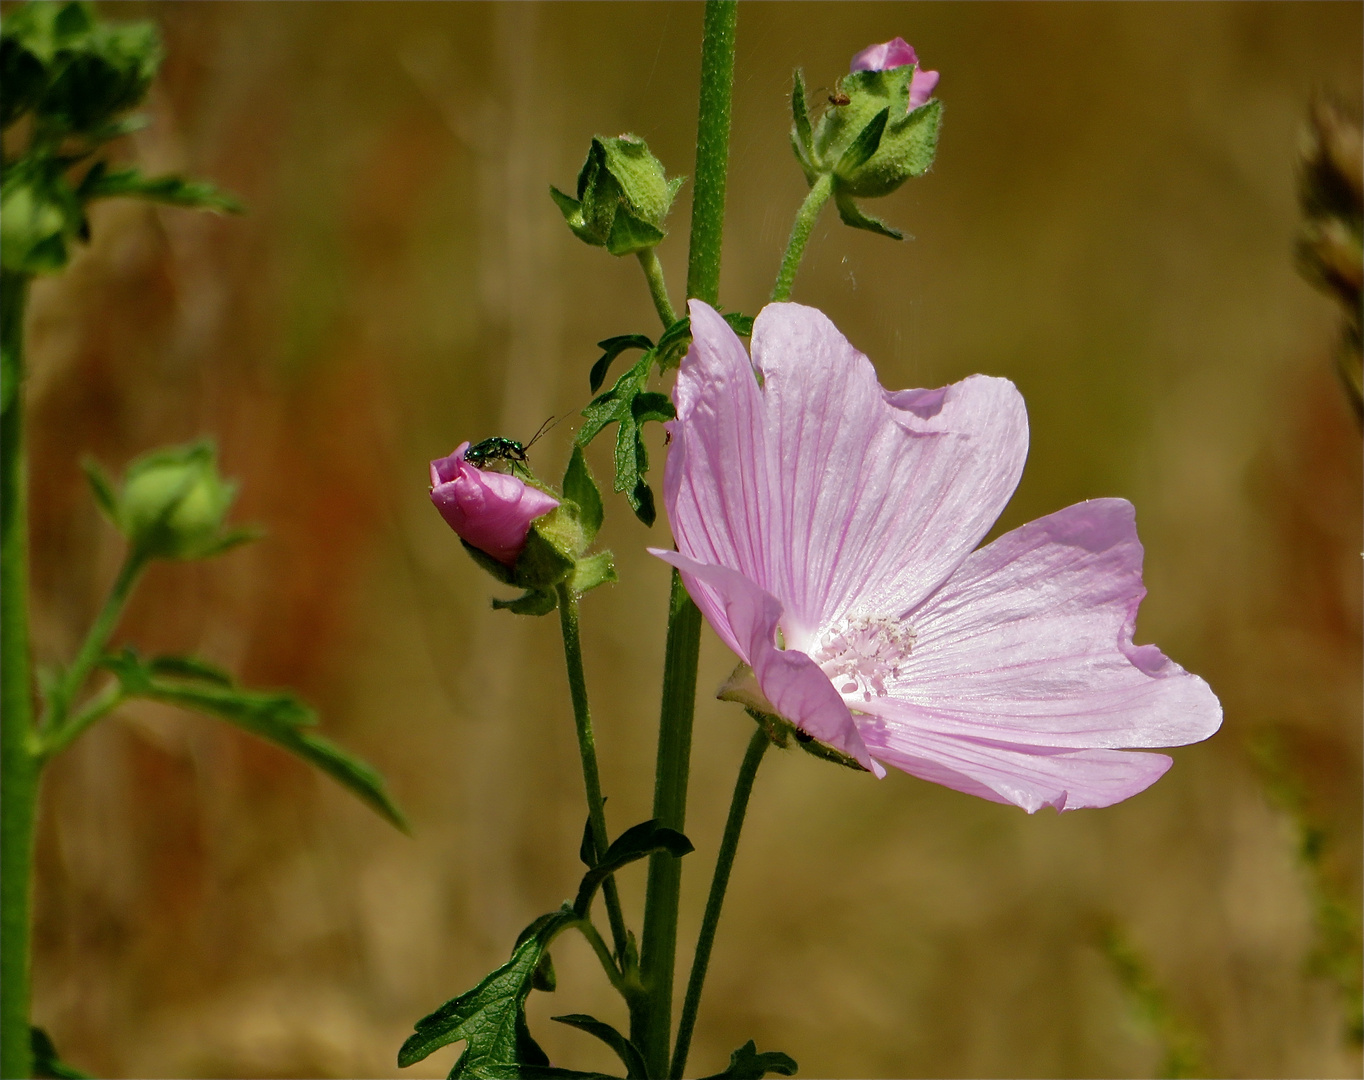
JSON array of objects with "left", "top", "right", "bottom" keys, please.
[{"left": 19, "top": 3, "right": 1363, "bottom": 1077}]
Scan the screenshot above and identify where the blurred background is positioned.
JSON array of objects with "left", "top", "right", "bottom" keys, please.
[{"left": 18, "top": 2, "right": 1362, "bottom": 1077}]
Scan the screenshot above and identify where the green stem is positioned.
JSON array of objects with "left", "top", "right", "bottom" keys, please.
[
  {"left": 635, "top": 4, "right": 736, "bottom": 1075},
  {"left": 1, "top": 269, "right": 35, "bottom": 1080},
  {"left": 669, "top": 726, "right": 768, "bottom": 1080},
  {"left": 37, "top": 683, "right": 124, "bottom": 763},
  {"left": 770, "top": 172, "right": 834, "bottom": 303},
  {"left": 577, "top": 918, "right": 638, "bottom": 1002},
  {"left": 637, "top": 249, "right": 678, "bottom": 329},
  {"left": 554, "top": 581, "right": 630, "bottom": 967}
]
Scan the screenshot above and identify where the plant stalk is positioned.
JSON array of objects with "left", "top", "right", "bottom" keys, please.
[
  {"left": 554, "top": 581, "right": 630, "bottom": 966},
  {"left": 637, "top": 249, "right": 678, "bottom": 329},
  {"left": 669, "top": 726, "right": 768, "bottom": 1080},
  {"left": 770, "top": 172, "right": 834, "bottom": 303},
  {"left": 1, "top": 269, "right": 35, "bottom": 1080},
  {"left": 637, "top": 4, "right": 735, "bottom": 1074}
]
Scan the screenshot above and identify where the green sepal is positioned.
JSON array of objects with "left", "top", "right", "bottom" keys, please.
[
  {"left": 399, "top": 906, "right": 579, "bottom": 1072},
  {"left": 606, "top": 210, "right": 666, "bottom": 258},
  {"left": 573, "top": 819, "right": 693, "bottom": 918},
  {"left": 698, "top": 1041, "right": 798, "bottom": 1080},
  {"left": 654, "top": 316, "right": 693, "bottom": 371},
  {"left": 81, "top": 456, "right": 119, "bottom": 521},
  {"left": 590, "top": 334, "right": 653, "bottom": 393},
  {"left": 561, "top": 445, "right": 604, "bottom": 541},
  {"left": 835, "top": 107, "right": 889, "bottom": 178},
  {"left": 571, "top": 551, "right": 616, "bottom": 595},
  {"left": 0, "top": 158, "right": 84, "bottom": 274},
  {"left": 491, "top": 588, "right": 557, "bottom": 617},
  {"left": 77, "top": 164, "right": 242, "bottom": 213},
  {"left": 98, "top": 647, "right": 408, "bottom": 829},
  {"left": 552, "top": 1015, "right": 648, "bottom": 1079},
  {"left": 789, "top": 69, "right": 817, "bottom": 182},
  {"left": 515, "top": 505, "right": 583, "bottom": 588},
  {"left": 460, "top": 537, "right": 516, "bottom": 585},
  {"left": 549, "top": 185, "right": 598, "bottom": 246},
  {"left": 834, "top": 192, "right": 904, "bottom": 241},
  {"left": 30, "top": 1026, "right": 91, "bottom": 1080}
]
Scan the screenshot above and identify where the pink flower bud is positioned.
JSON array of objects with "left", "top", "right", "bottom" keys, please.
[
  {"left": 430, "top": 442, "right": 559, "bottom": 566},
  {"left": 849, "top": 36, "right": 939, "bottom": 111}
]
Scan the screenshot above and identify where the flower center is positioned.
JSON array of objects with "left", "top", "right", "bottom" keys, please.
[{"left": 809, "top": 614, "right": 915, "bottom": 702}]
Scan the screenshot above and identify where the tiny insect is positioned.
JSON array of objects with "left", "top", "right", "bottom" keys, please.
[
  {"left": 827, "top": 78, "right": 850, "bottom": 107},
  {"left": 465, "top": 415, "right": 559, "bottom": 472}
]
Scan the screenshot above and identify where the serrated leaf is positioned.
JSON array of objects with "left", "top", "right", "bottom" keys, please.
[
  {"left": 79, "top": 167, "right": 242, "bottom": 212},
  {"left": 99, "top": 648, "right": 407, "bottom": 830},
  {"left": 835, "top": 107, "right": 889, "bottom": 177},
  {"left": 552, "top": 1015, "right": 648, "bottom": 1079},
  {"left": 589, "top": 334, "right": 652, "bottom": 393},
  {"left": 834, "top": 192, "right": 903, "bottom": 240},
  {"left": 576, "top": 349, "right": 672, "bottom": 525},
  {"left": 631, "top": 391, "right": 674, "bottom": 426},
  {"left": 30, "top": 1026, "right": 92, "bottom": 1080},
  {"left": 491, "top": 588, "right": 558, "bottom": 617},
  {"left": 573, "top": 819, "right": 692, "bottom": 918},
  {"left": 400, "top": 906, "right": 578, "bottom": 1072},
  {"left": 654, "top": 316, "right": 692, "bottom": 370},
  {"left": 146, "top": 654, "right": 233, "bottom": 686},
  {"left": 561, "top": 445, "right": 603, "bottom": 540},
  {"left": 698, "top": 1041, "right": 798, "bottom": 1080}
]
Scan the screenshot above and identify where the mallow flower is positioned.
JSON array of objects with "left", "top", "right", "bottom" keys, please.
[
  {"left": 850, "top": 36, "right": 940, "bottom": 111},
  {"left": 430, "top": 443, "right": 559, "bottom": 566},
  {"left": 651, "top": 302, "right": 1222, "bottom": 812}
]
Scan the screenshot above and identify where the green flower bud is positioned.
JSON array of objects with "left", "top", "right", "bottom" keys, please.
[
  {"left": 99, "top": 442, "right": 253, "bottom": 560},
  {"left": 550, "top": 134, "right": 685, "bottom": 256},
  {"left": 0, "top": 163, "right": 81, "bottom": 274}
]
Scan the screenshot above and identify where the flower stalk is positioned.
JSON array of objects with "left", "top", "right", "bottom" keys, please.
[
  {"left": 635, "top": 3, "right": 736, "bottom": 1075},
  {"left": 670, "top": 724, "right": 769, "bottom": 1080},
  {"left": 554, "top": 580, "right": 630, "bottom": 964},
  {"left": 637, "top": 249, "right": 678, "bottom": 329},
  {"left": 0, "top": 268, "right": 35, "bottom": 1080},
  {"left": 771, "top": 171, "right": 833, "bottom": 302}
]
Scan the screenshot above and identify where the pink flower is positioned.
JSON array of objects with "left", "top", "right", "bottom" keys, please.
[
  {"left": 849, "top": 36, "right": 940, "bottom": 110},
  {"left": 650, "top": 302, "right": 1221, "bottom": 812},
  {"left": 430, "top": 443, "right": 559, "bottom": 566}
]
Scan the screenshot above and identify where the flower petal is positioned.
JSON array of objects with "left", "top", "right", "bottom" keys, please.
[
  {"left": 857, "top": 720, "right": 1175, "bottom": 812},
  {"left": 861, "top": 498, "right": 1222, "bottom": 749},
  {"left": 649, "top": 548, "right": 880, "bottom": 774},
  {"left": 850, "top": 37, "right": 919, "bottom": 73}
]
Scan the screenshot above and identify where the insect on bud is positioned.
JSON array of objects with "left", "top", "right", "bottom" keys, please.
[{"left": 430, "top": 442, "right": 560, "bottom": 567}]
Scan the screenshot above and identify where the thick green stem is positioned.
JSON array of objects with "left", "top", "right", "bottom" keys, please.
[
  {"left": 554, "top": 581, "right": 630, "bottom": 966},
  {"left": 669, "top": 727, "right": 768, "bottom": 1080},
  {"left": 770, "top": 172, "right": 834, "bottom": 303},
  {"left": 637, "top": 249, "right": 678, "bottom": 329},
  {"left": 1, "top": 270, "right": 35, "bottom": 1080},
  {"left": 635, "top": 4, "right": 736, "bottom": 1076}
]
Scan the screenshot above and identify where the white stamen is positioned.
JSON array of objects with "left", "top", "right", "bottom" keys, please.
[{"left": 809, "top": 614, "right": 915, "bottom": 702}]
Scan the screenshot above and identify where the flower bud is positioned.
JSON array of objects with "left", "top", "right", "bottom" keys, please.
[
  {"left": 115, "top": 442, "right": 244, "bottom": 560},
  {"left": 430, "top": 442, "right": 559, "bottom": 567},
  {"left": 550, "top": 134, "right": 684, "bottom": 256},
  {"left": 849, "top": 36, "right": 939, "bottom": 110}
]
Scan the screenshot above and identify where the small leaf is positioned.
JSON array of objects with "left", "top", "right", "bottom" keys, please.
[
  {"left": 589, "top": 334, "right": 653, "bottom": 393},
  {"left": 492, "top": 588, "right": 558, "bottom": 617},
  {"left": 400, "top": 906, "right": 578, "bottom": 1071},
  {"left": 79, "top": 167, "right": 242, "bottom": 213},
  {"left": 579, "top": 811, "right": 597, "bottom": 868},
  {"left": 626, "top": 478, "right": 656, "bottom": 528},
  {"left": 576, "top": 349, "right": 671, "bottom": 525},
  {"left": 30, "top": 1026, "right": 92, "bottom": 1080},
  {"left": 834, "top": 192, "right": 904, "bottom": 241},
  {"left": 574, "top": 819, "right": 692, "bottom": 917},
  {"left": 146, "top": 654, "right": 233, "bottom": 686},
  {"left": 81, "top": 457, "right": 119, "bottom": 522},
  {"left": 562, "top": 445, "right": 604, "bottom": 541},
  {"left": 552, "top": 1014, "right": 648, "bottom": 1079},
  {"left": 835, "top": 107, "right": 889, "bottom": 177},
  {"left": 654, "top": 316, "right": 693, "bottom": 371},
  {"left": 631, "top": 391, "right": 675, "bottom": 426},
  {"left": 699, "top": 1041, "right": 799, "bottom": 1080},
  {"left": 722, "top": 312, "right": 755, "bottom": 338}
]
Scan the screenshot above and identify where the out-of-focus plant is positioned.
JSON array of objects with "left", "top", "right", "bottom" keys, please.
[
  {"left": 1295, "top": 94, "right": 1363, "bottom": 420},
  {"left": 0, "top": 4, "right": 405, "bottom": 1077}
]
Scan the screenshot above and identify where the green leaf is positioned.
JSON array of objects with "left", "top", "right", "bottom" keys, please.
[
  {"left": 561, "top": 445, "right": 603, "bottom": 541},
  {"left": 30, "top": 1026, "right": 92, "bottom": 1080},
  {"left": 99, "top": 648, "right": 407, "bottom": 830},
  {"left": 698, "top": 1041, "right": 798, "bottom": 1080},
  {"left": 578, "top": 811, "right": 597, "bottom": 867},
  {"left": 399, "top": 906, "right": 578, "bottom": 1073},
  {"left": 570, "top": 551, "right": 616, "bottom": 596},
  {"left": 81, "top": 457, "right": 119, "bottom": 522},
  {"left": 79, "top": 166, "right": 242, "bottom": 212},
  {"left": 835, "top": 107, "right": 889, "bottom": 177},
  {"left": 789, "top": 69, "right": 817, "bottom": 179},
  {"left": 654, "top": 316, "right": 693, "bottom": 371},
  {"left": 833, "top": 192, "right": 903, "bottom": 241},
  {"left": 491, "top": 588, "right": 558, "bottom": 617},
  {"left": 552, "top": 1015, "right": 648, "bottom": 1079},
  {"left": 722, "top": 312, "right": 755, "bottom": 338},
  {"left": 589, "top": 334, "right": 652, "bottom": 393},
  {"left": 532, "top": 950, "right": 558, "bottom": 993},
  {"left": 573, "top": 819, "right": 692, "bottom": 918}
]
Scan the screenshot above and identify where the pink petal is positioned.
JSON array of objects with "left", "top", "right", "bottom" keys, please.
[
  {"left": 861, "top": 498, "right": 1222, "bottom": 748},
  {"left": 665, "top": 301, "right": 1029, "bottom": 650},
  {"left": 858, "top": 722, "right": 1175, "bottom": 812},
  {"left": 429, "top": 442, "right": 558, "bottom": 565},
  {"left": 850, "top": 37, "right": 918, "bottom": 73},
  {"left": 649, "top": 548, "right": 880, "bottom": 774},
  {"left": 908, "top": 68, "right": 940, "bottom": 110}
]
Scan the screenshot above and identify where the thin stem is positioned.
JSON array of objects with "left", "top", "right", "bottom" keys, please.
[
  {"left": 0, "top": 269, "right": 35, "bottom": 1080},
  {"left": 577, "top": 918, "right": 638, "bottom": 1002},
  {"left": 669, "top": 726, "right": 769, "bottom": 1080},
  {"left": 37, "top": 683, "right": 124, "bottom": 763},
  {"left": 770, "top": 172, "right": 834, "bottom": 303},
  {"left": 636, "top": 4, "right": 736, "bottom": 1075},
  {"left": 637, "top": 249, "right": 678, "bottom": 329},
  {"left": 554, "top": 581, "right": 630, "bottom": 966}
]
